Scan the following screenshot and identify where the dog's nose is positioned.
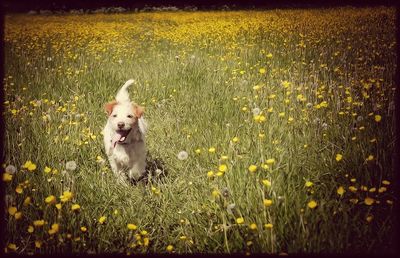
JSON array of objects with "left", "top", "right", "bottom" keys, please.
[{"left": 117, "top": 122, "right": 125, "bottom": 129}]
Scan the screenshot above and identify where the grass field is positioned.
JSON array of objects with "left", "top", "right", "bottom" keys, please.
[{"left": 2, "top": 7, "right": 397, "bottom": 254}]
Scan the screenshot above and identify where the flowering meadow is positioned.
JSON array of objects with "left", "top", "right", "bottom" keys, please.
[{"left": 2, "top": 7, "right": 397, "bottom": 254}]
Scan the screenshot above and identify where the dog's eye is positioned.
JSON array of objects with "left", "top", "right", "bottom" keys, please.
[
  {"left": 112, "top": 114, "right": 117, "bottom": 117},
  {"left": 127, "top": 115, "right": 133, "bottom": 118}
]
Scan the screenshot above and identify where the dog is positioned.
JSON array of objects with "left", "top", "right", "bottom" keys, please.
[{"left": 103, "top": 79, "right": 148, "bottom": 184}]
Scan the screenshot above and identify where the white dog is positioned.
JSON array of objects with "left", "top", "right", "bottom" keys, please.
[{"left": 103, "top": 79, "right": 148, "bottom": 183}]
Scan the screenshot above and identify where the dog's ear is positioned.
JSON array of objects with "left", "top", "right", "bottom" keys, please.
[
  {"left": 104, "top": 101, "right": 117, "bottom": 116},
  {"left": 132, "top": 103, "right": 144, "bottom": 118}
]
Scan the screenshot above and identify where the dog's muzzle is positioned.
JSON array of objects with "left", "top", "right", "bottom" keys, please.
[{"left": 111, "top": 129, "right": 132, "bottom": 148}]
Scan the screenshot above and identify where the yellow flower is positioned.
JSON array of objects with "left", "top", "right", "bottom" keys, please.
[
  {"left": 15, "top": 185, "right": 23, "bottom": 194},
  {"left": 335, "top": 154, "right": 343, "bottom": 161},
  {"left": 127, "top": 224, "right": 137, "bottom": 230},
  {"left": 264, "top": 223, "right": 273, "bottom": 229},
  {"left": 382, "top": 180, "right": 390, "bottom": 185},
  {"left": 259, "top": 68, "right": 266, "bottom": 74},
  {"left": 8, "top": 206, "right": 17, "bottom": 216},
  {"left": 45, "top": 195, "right": 56, "bottom": 204},
  {"left": 266, "top": 158, "right": 275, "bottom": 165},
  {"left": 212, "top": 190, "right": 220, "bottom": 197},
  {"left": 166, "top": 245, "right": 174, "bottom": 252},
  {"left": 27, "top": 225, "right": 34, "bottom": 233},
  {"left": 378, "top": 187, "right": 387, "bottom": 193},
  {"left": 364, "top": 197, "right": 375, "bottom": 206},
  {"left": 249, "top": 223, "right": 257, "bottom": 230},
  {"left": 305, "top": 181, "right": 313, "bottom": 187},
  {"left": 35, "top": 241, "right": 42, "bottom": 248},
  {"left": 366, "top": 215, "right": 374, "bottom": 223},
  {"left": 208, "top": 147, "right": 216, "bottom": 153},
  {"left": 2, "top": 172, "right": 12, "bottom": 182},
  {"left": 33, "top": 220, "right": 45, "bottom": 227},
  {"left": 266, "top": 53, "right": 273, "bottom": 58},
  {"left": 263, "top": 199, "right": 273, "bottom": 207},
  {"left": 71, "top": 204, "right": 81, "bottom": 211},
  {"left": 218, "top": 164, "right": 227, "bottom": 172},
  {"left": 56, "top": 203, "right": 62, "bottom": 210},
  {"left": 98, "top": 216, "right": 107, "bottom": 224},
  {"left": 60, "top": 191, "right": 73, "bottom": 202},
  {"left": 262, "top": 179, "right": 271, "bottom": 187},
  {"left": 7, "top": 243, "right": 17, "bottom": 251},
  {"left": 207, "top": 171, "right": 214, "bottom": 178},
  {"left": 248, "top": 165, "right": 257, "bottom": 173},
  {"left": 44, "top": 166, "right": 52, "bottom": 173},
  {"left": 23, "top": 197, "right": 31, "bottom": 206},
  {"left": 195, "top": 149, "right": 201, "bottom": 154},
  {"left": 23, "top": 160, "right": 37, "bottom": 171},
  {"left": 307, "top": 200, "right": 318, "bottom": 209},
  {"left": 337, "top": 186, "right": 345, "bottom": 196},
  {"left": 14, "top": 212, "right": 22, "bottom": 220},
  {"left": 48, "top": 223, "right": 59, "bottom": 235},
  {"left": 143, "top": 237, "right": 150, "bottom": 246},
  {"left": 349, "top": 186, "right": 357, "bottom": 192},
  {"left": 374, "top": 115, "right": 381, "bottom": 122},
  {"left": 232, "top": 137, "right": 239, "bottom": 143},
  {"left": 236, "top": 217, "right": 245, "bottom": 224},
  {"left": 80, "top": 226, "right": 87, "bottom": 232},
  {"left": 366, "top": 155, "right": 374, "bottom": 161}
]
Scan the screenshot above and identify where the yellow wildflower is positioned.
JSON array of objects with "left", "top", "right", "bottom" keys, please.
[
  {"left": 263, "top": 199, "right": 273, "bottom": 207},
  {"left": 127, "top": 224, "right": 137, "bottom": 230},
  {"left": 307, "top": 200, "right": 318, "bottom": 209},
  {"left": 248, "top": 165, "right": 257, "bottom": 173}
]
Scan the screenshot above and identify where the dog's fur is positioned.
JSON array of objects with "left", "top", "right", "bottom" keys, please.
[{"left": 103, "top": 79, "right": 148, "bottom": 184}]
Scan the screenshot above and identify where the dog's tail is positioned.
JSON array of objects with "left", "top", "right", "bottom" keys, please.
[{"left": 116, "top": 79, "right": 135, "bottom": 102}]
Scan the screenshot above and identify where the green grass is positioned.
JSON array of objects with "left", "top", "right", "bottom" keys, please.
[{"left": 2, "top": 7, "right": 397, "bottom": 254}]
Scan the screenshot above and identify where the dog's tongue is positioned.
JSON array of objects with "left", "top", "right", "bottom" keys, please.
[{"left": 112, "top": 131, "right": 127, "bottom": 148}]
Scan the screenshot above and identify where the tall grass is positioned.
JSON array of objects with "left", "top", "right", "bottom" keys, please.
[{"left": 2, "top": 7, "right": 397, "bottom": 254}]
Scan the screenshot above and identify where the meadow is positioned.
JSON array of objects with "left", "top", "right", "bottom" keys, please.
[{"left": 2, "top": 7, "right": 397, "bottom": 254}]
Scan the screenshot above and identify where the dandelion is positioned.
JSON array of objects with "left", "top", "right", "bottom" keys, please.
[
  {"left": 263, "top": 199, "right": 273, "bottom": 207},
  {"left": 81, "top": 226, "right": 87, "bottom": 232},
  {"left": 337, "top": 186, "right": 345, "bottom": 196},
  {"left": 382, "top": 180, "right": 390, "bottom": 185},
  {"left": 27, "top": 225, "right": 34, "bottom": 233},
  {"left": 23, "top": 197, "right": 31, "bottom": 206},
  {"left": 7, "top": 243, "right": 17, "bottom": 251},
  {"left": 45, "top": 195, "right": 56, "bottom": 204},
  {"left": 166, "top": 245, "right": 174, "bottom": 252},
  {"left": 264, "top": 223, "right": 273, "bottom": 229},
  {"left": 48, "top": 223, "right": 59, "bottom": 235},
  {"left": 374, "top": 115, "right": 382, "bottom": 122},
  {"left": 259, "top": 68, "right": 266, "bottom": 74},
  {"left": 44, "top": 166, "right": 52, "bottom": 173},
  {"left": 23, "top": 160, "right": 37, "bottom": 171},
  {"left": 71, "top": 204, "right": 81, "bottom": 211},
  {"left": 60, "top": 191, "right": 73, "bottom": 202},
  {"left": 248, "top": 165, "right": 257, "bottom": 173},
  {"left": 262, "top": 179, "right": 271, "bottom": 187},
  {"left": 364, "top": 197, "right": 375, "bottom": 206},
  {"left": 207, "top": 171, "right": 214, "bottom": 178},
  {"left": 66, "top": 160, "right": 77, "bottom": 171},
  {"left": 236, "top": 217, "right": 245, "bottom": 224},
  {"left": 212, "top": 190, "right": 220, "bottom": 197},
  {"left": 335, "top": 154, "right": 343, "bottom": 161},
  {"left": 35, "top": 241, "right": 42, "bottom": 248},
  {"left": 366, "top": 215, "right": 374, "bottom": 223},
  {"left": 98, "top": 216, "right": 107, "bottom": 224},
  {"left": 349, "top": 186, "right": 357, "bottom": 192},
  {"left": 2, "top": 172, "right": 12, "bottom": 182},
  {"left": 8, "top": 206, "right": 17, "bottom": 216},
  {"left": 5, "top": 165, "right": 16, "bottom": 174},
  {"left": 266, "top": 158, "right": 275, "bottom": 165},
  {"left": 208, "top": 147, "right": 216, "bottom": 153},
  {"left": 14, "top": 212, "right": 22, "bottom": 220},
  {"left": 305, "top": 181, "right": 313, "bottom": 187},
  {"left": 33, "top": 220, "right": 45, "bottom": 227},
  {"left": 127, "top": 223, "right": 137, "bottom": 230},
  {"left": 177, "top": 151, "right": 188, "bottom": 160},
  {"left": 195, "top": 148, "right": 201, "bottom": 154},
  {"left": 366, "top": 155, "right": 374, "bottom": 161},
  {"left": 15, "top": 185, "right": 23, "bottom": 194},
  {"left": 307, "top": 200, "right": 318, "bottom": 209},
  {"left": 266, "top": 53, "right": 273, "bottom": 58},
  {"left": 218, "top": 164, "right": 227, "bottom": 173},
  {"left": 249, "top": 223, "right": 257, "bottom": 230}
]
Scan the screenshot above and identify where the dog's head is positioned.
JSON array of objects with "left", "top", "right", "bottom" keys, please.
[{"left": 105, "top": 101, "right": 144, "bottom": 145}]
